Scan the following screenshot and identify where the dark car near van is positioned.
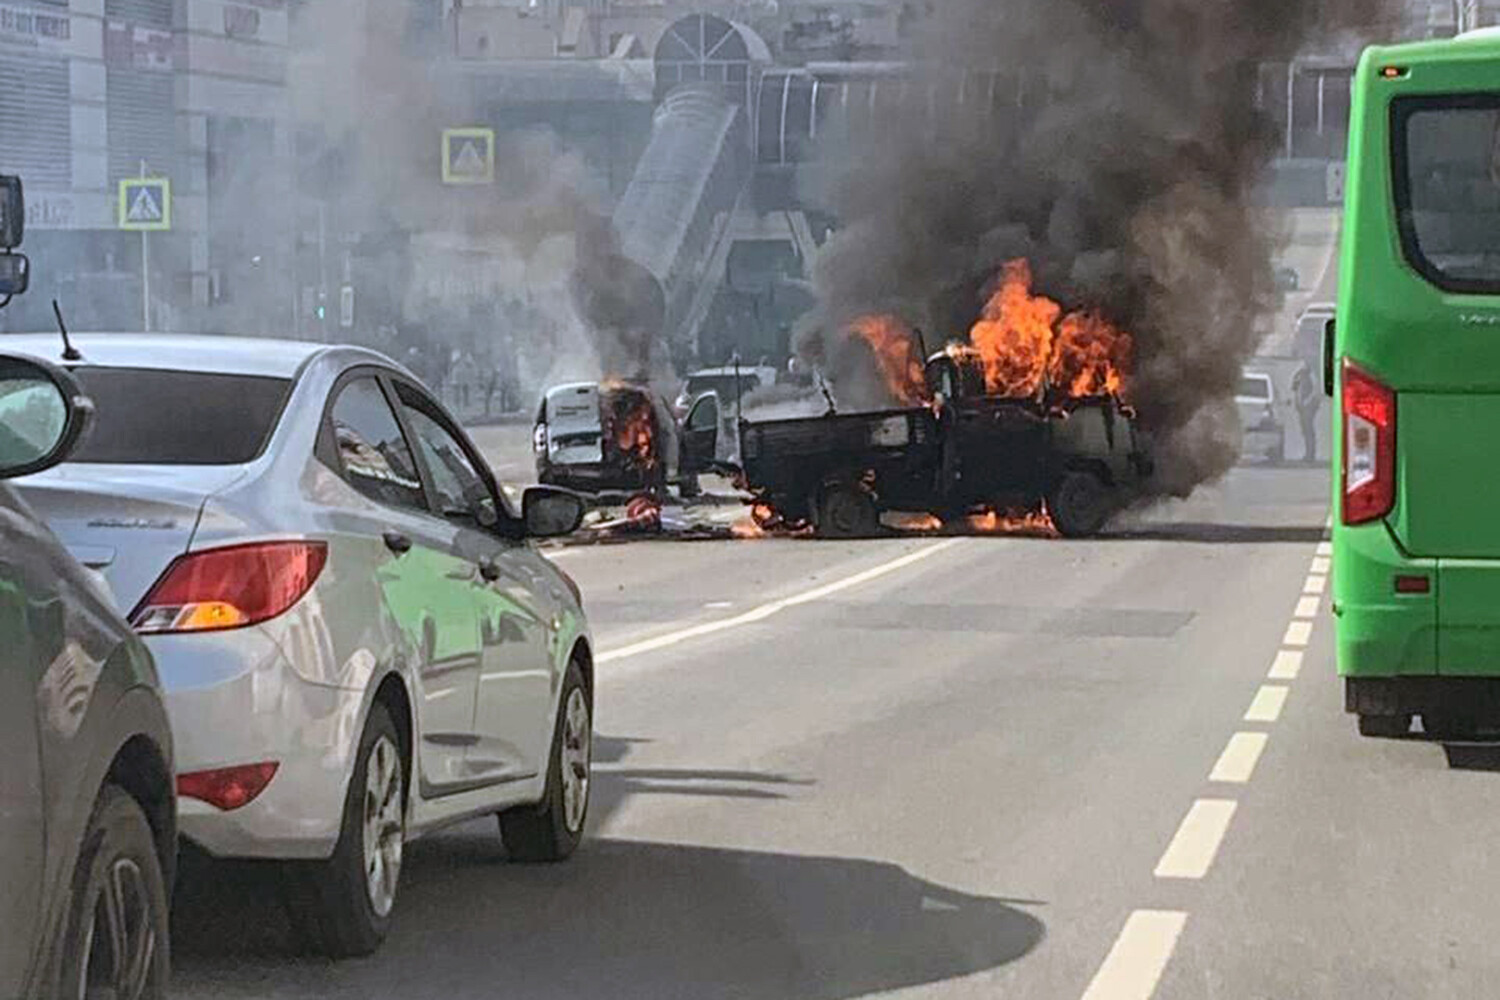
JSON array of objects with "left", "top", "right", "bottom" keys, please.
[{"left": 0, "top": 352, "right": 175, "bottom": 999}]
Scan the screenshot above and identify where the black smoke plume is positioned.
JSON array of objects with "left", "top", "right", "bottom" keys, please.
[{"left": 800, "top": 0, "right": 1393, "bottom": 494}]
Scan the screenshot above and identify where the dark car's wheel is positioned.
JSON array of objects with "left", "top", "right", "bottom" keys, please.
[
  {"left": 818, "top": 484, "right": 880, "bottom": 538},
  {"left": 283, "top": 703, "right": 405, "bottom": 958},
  {"left": 55, "top": 785, "right": 170, "bottom": 1000},
  {"left": 500, "top": 659, "right": 591, "bottom": 862},
  {"left": 1048, "top": 470, "right": 1113, "bottom": 538}
]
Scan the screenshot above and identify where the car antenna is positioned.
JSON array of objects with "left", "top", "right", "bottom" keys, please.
[{"left": 53, "top": 299, "right": 82, "bottom": 361}]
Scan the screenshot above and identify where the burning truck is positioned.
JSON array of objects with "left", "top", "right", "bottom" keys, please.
[{"left": 679, "top": 260, "right": 1154, "bottom": 538}]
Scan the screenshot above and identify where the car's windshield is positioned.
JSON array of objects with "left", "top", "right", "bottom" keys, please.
[
  {"left": 686, "top": 375, "right": 759, "bottom": 399},
  {"left": 66, "top": 368, "right": 291, "bottom": 465},
  {"left": 1237, "top": 376, "right": 1272, "bottom": 400}
]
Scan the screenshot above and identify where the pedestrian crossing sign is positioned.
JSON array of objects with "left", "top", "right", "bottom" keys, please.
[
  {"left": 118, "top": 178, "right": 171, "bottom": 231},
  {"left": 442, "top": 128, "right": 495, "bottom": 185}
]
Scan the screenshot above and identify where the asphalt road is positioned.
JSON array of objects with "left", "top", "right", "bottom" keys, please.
[{"left": 167, "top": 462, "right": 1500, "bottom": 999}]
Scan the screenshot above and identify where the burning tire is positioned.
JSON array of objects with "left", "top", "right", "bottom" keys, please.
[
  {"left": 1047, "top": 470, "right": 1113, "bottom": 539},
  {"left": 817, "top": 483, "right": 880, "bottom": 538}
]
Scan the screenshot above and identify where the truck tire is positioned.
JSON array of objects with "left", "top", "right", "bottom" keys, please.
[
  {"left": 818, "top": 484, "right": 880, "bottom": 538},
  {"left": 1048, "top": 470, "right": 1113, "bottom": 538}
]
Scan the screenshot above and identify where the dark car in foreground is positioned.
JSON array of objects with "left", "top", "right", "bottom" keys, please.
[{"left": 0, "top": 352, "right": 175, "bottom": 999}]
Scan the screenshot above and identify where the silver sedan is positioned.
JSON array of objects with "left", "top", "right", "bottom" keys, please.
[{"left": 6, "top": 334, "right": 594, "bottom": 958}]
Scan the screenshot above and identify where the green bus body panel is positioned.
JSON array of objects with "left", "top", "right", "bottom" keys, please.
[
  {"left": 1334, "top": 522, "right": 1437, "bottom": 677},
  {"left": 1436, "top": 560, "right": 1500, "bottom": 674},
  {"left": 1397, "top": 394, "right": 1500, "bottom": 557},
  {"left": 1337, "top": 34, "right": 1500, "bottom": 679}
]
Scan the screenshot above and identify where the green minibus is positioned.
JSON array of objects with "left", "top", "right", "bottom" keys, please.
[{"left": 1335, "top": 30, "right": 1500, "bottom": 739}]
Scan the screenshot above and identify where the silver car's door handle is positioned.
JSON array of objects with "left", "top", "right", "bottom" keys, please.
[{"left": 478, "top": 558, "right": 502, "bottom": 583}]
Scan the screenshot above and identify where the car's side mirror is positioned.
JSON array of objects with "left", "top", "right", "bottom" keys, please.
[
  {"left": 522, "top": 486, "right": 585, "bottom": 538},
  {"left": 0, "top": 354, "right": 93, "bottom": 479},
  {"left": 0, "top": 252, "right": 29, "bottom": 297}
]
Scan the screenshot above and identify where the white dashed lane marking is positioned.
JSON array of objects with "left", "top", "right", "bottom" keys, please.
[
  {"left": 1283, "top": 620, "right": 1313, "bottom": 646},
  {"left": 1154, "top": 799, "right": 1239, "bottom": 879},
  {"left": 1075, "top": 515, "right": 1327, "bottom": 1000},
  {"left": 1079, "top": 910, "right": 1189, "bottom": 1000},
  {"left": 1209, "top": 732, "right": 1270, "bottom": 783},
  {"left": 1244, "top": 684, "right": 1290, "bottom": 723},
  {"left": 1268, "top": 649, "right": 1304, "bottom": 680}
]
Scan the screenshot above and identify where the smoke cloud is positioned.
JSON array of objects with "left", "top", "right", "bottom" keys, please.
[
  {"left": 800, "top": 0, "right": 1392, "bottom": 495},
  {"left": 284, "top": 0, "right": 629, "bottom": 397}
]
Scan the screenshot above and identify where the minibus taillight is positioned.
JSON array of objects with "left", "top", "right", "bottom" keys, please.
[{"left": 1342, "top": 361, "right": 1395, "bottom": 525}]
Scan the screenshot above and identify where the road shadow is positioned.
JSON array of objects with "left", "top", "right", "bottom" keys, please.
[
  {"left": 171, "top": 742, "right": 810, "bottom": 962},
  {"left": 1102, "top": 522, "right": 1329, "bottom": 545},
  {"left": 172, "top": 838, "right": 1045, "bottom": 1000}
]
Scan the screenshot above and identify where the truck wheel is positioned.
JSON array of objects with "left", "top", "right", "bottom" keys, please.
[
  {"left": 1358, "top": 713, "right": 1412, "bottom": 738},
  {"left": 818, "top": 485, "right": 880, "bottom": 538},
  {"left": 1048, "top": 470, "right": 1112, "bottom": 538}
]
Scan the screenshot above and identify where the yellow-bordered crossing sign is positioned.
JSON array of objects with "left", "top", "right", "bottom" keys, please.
[
  {"left": 118, "top": 178, "right": 171, "bottom": 231},
  {"left": 442, "top": 128, "right": 495, "bottom": 185}
]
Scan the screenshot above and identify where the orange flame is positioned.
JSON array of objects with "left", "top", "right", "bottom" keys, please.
[
  {"left": 971, "top": 259, "right": 1061, "bottom": 398},
  {"left": 967, "top": 508, "right": 1059, "bottom": 537},
  {"left": 604, "top": 389, "right": 656, "bottom": 468},
  {"left": 847, "top": 314, "right": 930, "bottom": 406},
  {"left": 969, "top": 259, "right": 1132, "bottom": 402}
]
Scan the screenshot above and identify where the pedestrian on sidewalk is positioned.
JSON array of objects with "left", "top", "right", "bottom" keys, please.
[{"left": 1292, "top": 362, "right": 1320, "bottom": 463}]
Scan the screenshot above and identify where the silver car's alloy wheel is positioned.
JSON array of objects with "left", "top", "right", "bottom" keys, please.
[
  {"left": 561, "top": 688, "right": 592, "bottom": 834},
  {"left": 79, "top": 858, "right": 158, "bottom": 1000},
  {"left": 363, "top": 734, "right": 404, "bottom": 918}
]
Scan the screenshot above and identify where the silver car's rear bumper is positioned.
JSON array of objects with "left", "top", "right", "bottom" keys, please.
[{"left": 148, "top": 625, "right": 365, "bottom": 860}]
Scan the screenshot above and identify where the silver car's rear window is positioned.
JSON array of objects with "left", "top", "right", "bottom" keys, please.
[{"left": 67, "top": 367, "right": 293, "bottom": 465}]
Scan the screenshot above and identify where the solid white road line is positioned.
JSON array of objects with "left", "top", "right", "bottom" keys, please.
[
  {"left": 1294, "top": 595, "right": 1321, "bottom": 619},
  {"left": 1079, "top": 910, "right": 1189, "bottom": 1000},
  {"left": 1244, "top": 684, "right": 1290, "bottom": 723},
  {"left": 1268, "top": 649, "right": 1304, "bottom": 680},
  {"left": 1209, "top": 732, "right": 1270, "bottom": 784},
  {"left": 1303, "top": 574, "right": 1327, "bottom": 595},
  {"left": 1154, "top": 799, "right": 1238, "bottom": 879},
  {"left": 1310, "top": 556, "right": 1331, "bottom": 574},
  {"left": 1283, "top": 620, "right": 1313, "bottom": 646},
  {"left": 1317, "top": 541, "right": 1332, "bottom": 556},
  {"left": 597, "top": 539, "right": 965, "bottom": 664}
]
